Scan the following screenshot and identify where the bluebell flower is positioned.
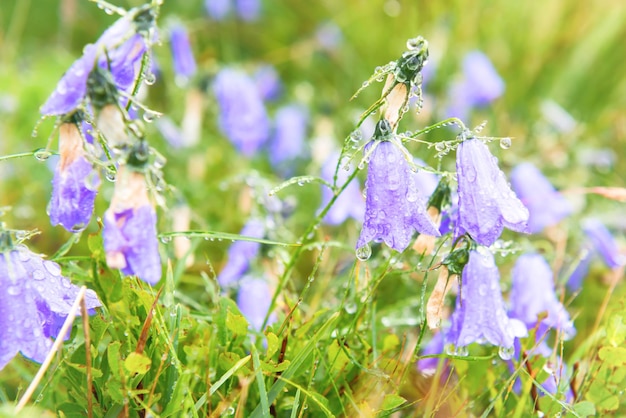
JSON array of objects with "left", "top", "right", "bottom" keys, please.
[
  {"left": 0, "top": 245, "right": 101, "bottom": 370},
  {"left": 510, "top": 253, "right": 575, "bottom": 338},
  {"left": 41, "top": 7, "right": 154, "bottom": 116},
  {"left": 169, "top": 24, "right": 197, "bottom": 81},
  {"left": 320, "top": 152, "right": 365, "bottom": 226},
  {"left": 235, "top": 0, "right": 260, "bottom": 21},
  {"left": 217, "top": 219, "right": 265, "bottom": 288},
  {"left": 567, "top": 250, "right": 593, "bottom": 291},
  {"left": 582, "top": 218, "right": 625, "bottom": 269},
  {"left": 357, "top": 127, "right": 440, "bottom": 253},
  {"left": 253, "top": 65, "right": 282, "bottom": 102},
  {"left": 213, "top": 68, "right": 270, "bottom": 157},
  {"left": 416, "top": 332, "right": 447, "bottom": 376},
  {"left": 103, "top": 166, "right": 161, "bottom": 285},
  {"left": 510, "top": 163, "right": 571, "bottom": 233},
  {"left": 455, "top": 137, "right": 529, "bottom": 246},
  {"left": 205, "top": 0, "right": 231, "bottom": 20},
  {"left": 268, "top": 104, "right": 309, "bottom": 175},
  {"left": 102, "top": 33, "right": 148, "bottom": 92},
  {"left": 446, "top": 51, "right": 504, "bottom": 120},
  {"left": 446, "top": 248, "right": 527, "bottom": 358},
  {"left": 48, "top": 117, "right": 100, "bottom": 232},
  {"left": 236, "top": 276, "right": 275, "bottom": 332}
]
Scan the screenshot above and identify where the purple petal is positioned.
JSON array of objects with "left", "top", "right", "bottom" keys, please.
[
  {"left": 235, "top": 0, "right": 260, "bottom": 21},
  {"left": 357, "top": 140, "right": 440, "bottom": 252},
  {"left": 462, "top": 51, "right": 504, "bottom": 106},
  {"left": 455, "top": 138, "right": 529, "bottom": 246},
  {"left": 268, "top": 104, "right": 309, "bottom": 173},
  {"left": 205, "top": 0, "right": 232, "bottom": 20},
  {"left": 170, "top": 24, "right": 197, "bottom": 79},
  {"left": 510, "top": 163, "right": 571, "bottom": 233},
  {"left": 217, "top": 219, "right": 265, "bottom": 288},
  {"left": 582, "top": 218, "right": 625, "bottom": 269},
  {"left": 254, "top": 65, "right": 282, "bottom": 102},
  {"left": 236, "top": 276, "right": 275, "bottom": 331},
  {"left": 320, "top": 152, "right": 365, "bottom": 225}
]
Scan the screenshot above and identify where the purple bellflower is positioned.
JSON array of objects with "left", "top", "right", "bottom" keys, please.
[
  {"left": 103, "top": 166, "right": 161, "bottom": 285},
  {"left": 103, "top": 33, "right": 149, "bottom": 92},
  {"left": 236, "top": 276, "right": 276, "bottom": 332},
  {"left": 582, "top": 218, "right": 625, "bottom": 269},
  {"left": 356, "top": 120, "right": 440, "bottom": 254},
  {"left": 315, "top": 21, "right": 343, "bottom": 51},
  {"left": 567, "top": 250, "right": 593, "bottom": 291},
  {"left": 254, "top": 65, "right": 282, "bottom": 102},
  {"left": 510, "top": 253, "right": 575, "bottom": 339},
  {"left": 416, "top": 331, "right": 447, "bottom": 376},
  {"left": 446, "top": 51, "right": 504, "bottom": 120},
  {"left": 320, "top": 152, "right": 365, "bottom": 226},
  {"left": 0, "top": 244, "right": 101, "bottom": 370},
  {"left": 446, "top": 248, "right": 527, "bottom": 359},
  {"left": 510, "top": 163, "right": 572, "bottom": 233},
  {"left": 217, "top": 219, "right": 265, "bottom": 288},
  {"left": 455, "top": 137, "right": 529, "bottom": 246},
  {"left": 205, "top": 0, "right": 231, "bottom": 20},
  {"left": 41, "top": 7, "right": 154, "bottom": 116},
  {"left": 213, "top": 68, "right": 270, "bottom": 157},
  {"left": 169, "top": 24, "right": 197, "bottom": 81},
  {"left": 268, "top": 104, "right": 309, "bottom": 175},
  {"left": 235, "top": 0, "right": 260, "bottom": 21},
  {"left": 48, "top": 117, "right": 100, "bottom": 232}
]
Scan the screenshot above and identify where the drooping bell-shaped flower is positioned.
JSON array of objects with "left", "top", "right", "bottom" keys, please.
[
  {"left": 446, "top": 248, "right": 527, "bottom": 359},
  {"left": 356, "top": 119, "right": 440, "bottom": 254},
  {"left": 254, "top": 64, "right": 282, "bottom": 102},
  {"left": 320, "top": 152, "right": 365, "bottom": 226},
  {"left": 455, "top": 137, "right": 529, "bottom": 246},
  {"left": 268, "top": 104, "right": 309, "bottom": 175},
  {"left": 48, "top": 114, "right": 100, "bottom": 232},
  {"left": 213, "top": 68, "right": 270, "bottom": 157},
  {"left": 510, "top": 163, "right": 571, "bottom": 233},
  {"left": 169, "top": 23, "right": 197, "bottom": 81},
  {"left": 0, "top": 242, "right": 101, "bottom": 370},
  {"left": 103, "top": 164, "right": 161, "bottom": 285},
  {"left": 217, "top": 219, "right": 265, "bottom": 288},
  {"left": 236, "top": 276, "right": 275, "bottom": 332},
  {"left": 510, "top": 253, "right": 575, "bottom": 339},
  {"left": 582, "top": 218, "right": 625, "bottom": 269}
]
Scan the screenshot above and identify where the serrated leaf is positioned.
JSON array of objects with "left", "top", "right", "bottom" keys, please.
[
  {"left": 380, "top": 394, "right": 406, "bottom": 411},
  {"left": 124, "top": 352, "right": 152, "bottom": 375},
  {"left": 226, "top": 309, "right": 249, "bottom": 335}
]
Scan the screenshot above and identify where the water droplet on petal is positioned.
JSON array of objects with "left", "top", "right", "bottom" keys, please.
[
  {"left": 43, "top": 261, "right": 61, "bottom": 276},
  {"left": 355, "top": 244, "right": 372, "bottom": 261},
  {"left": 7, "top": 286, "right": 21, "bottom": 296},
  {"left": 33, "top": 269, "right": 46, "bottom": 280}
]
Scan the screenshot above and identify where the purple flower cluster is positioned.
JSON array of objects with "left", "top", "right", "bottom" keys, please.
[
  {"left": 103, "top": 167, "right": 161, "bottom": 285},
  {"left": 357, "top": 122, "right": 440, "bottom": 253},
  {"left": 510, "top": 163, "right": 571, "bottom": 233},
  {"left": 213, "top": 68, "right": 270, "bottom": 157},
  {"left": 204, "top": 0, "right": 261, "bottom": 21},
  {"left": 0, "top": 245, "right": 101, "bottom": 370},
  {"left": 455, "top": 137, "right": 529, "bottom": 246}
]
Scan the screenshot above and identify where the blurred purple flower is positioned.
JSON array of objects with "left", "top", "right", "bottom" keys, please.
[
  {"left": 567, "top": 250, "right": 593, "bottom": 291},
  {"left": 315, "top": 21, "right": 343, "bottom": 51},
  {"left": 48, "top": 119, "right": 100, "bottom": 232},
  {"left": 413, "top": 158, "right": 439, "bottom": 200},
  {"left": 357, "top": 137, "right": 440, "bottom": 253},
  {"left": 455, "top": 138, "right": 529, "bottom": 246},
  {"left": 235, "top": 0, "right": 260, "bottom": 21},
  {"left": 417, "top": 332, "right": 447, "bottom": 375},
  {"left": 155, "top": 116, "right": 184, "bottom": 148},
  {"left": 539, "top": 357, "right": 574, "bottom": 402},
  {"left": 0, "top": 246, "right": 101, "bottom": 370},
  {"left": 213, "top": 68, "right": 270, "bottom": 157},
  {"left": 236, "top": 276, "right": 275, "bottom": 331},
  {"left": 217, "top": 219, "right": 265, "bottom": 288},
  {"left": 582, "top": 218, "right": 625, "bottom": 269},
  {"left": 320, "top": 152, "right": 365, "bottom": 226},
  {"left": 510, "top": 163, "right": 571, "bottom": 233},
  {"left": 254, "top": 65, "right": 282, "bottom": 102},
  {"left": 447, "top": 248, "right": 526, "bottom": 358},
  {"left": 103, "top": 168, "right": 161, "bottom": 285},
  {"left": 446, "top": 51, "right": 504, "bottom": 119},
  {"left": 269, "top": 104, "right": 309, "bottom": 175},
  {"left": 169, "top": 24, "right": 197, "bottom": 80},
  {"left": 510, "top": 253, "right": 575, "bottom": 338},
  {"left": 205, "top": 0, "right": 231, "bottom": 20}
]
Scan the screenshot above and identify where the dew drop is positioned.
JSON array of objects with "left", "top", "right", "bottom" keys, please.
[
  {"left": 34, "top": 148, "right": 52, "bottom": 161},
  {"left": 44, "top": 260, "right": 62, "bottom": 276},
  {"left": 456, "top": 346, "right": 469, "bottom": 357},
  {"left": 434, "top": 142, "right": 446, "bottom": 152},
  {"left": 144, "top": 73, "right": 156, "bottom": 85},
  {"left": 499, "top": 137, "right": 512, "bottom": 149},
  {"left": 344, "top": 302, "right": 357, "bottom": 314},
  {"left": 160, "top": 236, "right": 172, "bottom": 244},
  {"left": 33, "top": 270, "right": 46, "bottom": 280},
  {"left": 355, "top": 244, "right": 372, "bottom": 261},
  {"left": 498, "top": 346, "right": 514, "bottom": 360},
  {"left": 105, "top": 167, "right": 117, "bottom": 182},
  {"left": 7, "top": 286, "right": 21, "bottom": 296}
]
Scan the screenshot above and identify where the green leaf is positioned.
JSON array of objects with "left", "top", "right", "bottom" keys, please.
[
  {"left": 226, "top": 309, "right": 249, "bottom": 336},
  {"left": 598, "top": 346, "right": 626, "bottom": 366},
  {"left": 382, "top": 334, "right": 400, "bottom": 353},
  {"left": 380, "top": 394, "right": 406, "bottom": 411},
  {"left": 251, "top": 345, "right": 270, "bottom": 417},
  {"left": 159, "top": 230, "right": 300, "bottom": 247},
  {"left": 266, "top": 332, "right": 279, "bottom": 358},
  {"left": 124, "top": 352, "right": 152, "bottom": 375},
  {"left": 606, "top": 314, "right": 626, "bottom": 347},
  {"left": 569, "top": 401, "right": 596, "bottom": 417}
]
